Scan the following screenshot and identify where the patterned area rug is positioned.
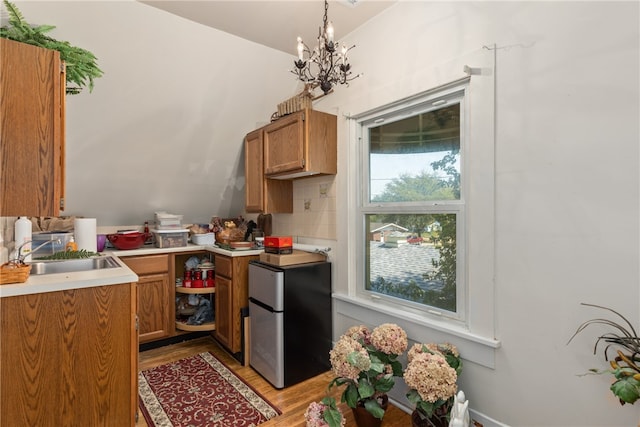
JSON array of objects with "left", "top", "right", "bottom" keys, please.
[{"left": 139, "top": 352, "right": 280, "bottom": 427}]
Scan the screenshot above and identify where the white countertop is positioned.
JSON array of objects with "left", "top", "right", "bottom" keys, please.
[
  {"left": 0, "top": 244, "right": 263, "bottom": 298},
  {"left": 109, "top": 243, "right": 264, "bottom": 258}
]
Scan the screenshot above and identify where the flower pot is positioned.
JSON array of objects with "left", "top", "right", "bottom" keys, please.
[
  {"left": 411, "top": 409, "right": 448, "bottom": 427},
  {"left": 352, "top": 395, "right": 388, "bottom": 427}
]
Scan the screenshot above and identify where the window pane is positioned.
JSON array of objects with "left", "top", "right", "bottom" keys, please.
[
  {"left": 366, "top": 213, "right": 457, "bottom": 312},
  {"left": 369, "top": 104, "right": 460, "bottom": 202}
]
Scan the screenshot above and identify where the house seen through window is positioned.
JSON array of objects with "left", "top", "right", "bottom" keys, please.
[{"left": 358, "top": 84, "right": 466, "bottom": 319}]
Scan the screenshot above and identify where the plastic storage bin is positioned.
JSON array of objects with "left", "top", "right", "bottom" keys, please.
[
  {"left": 191, "top": 233, "right": 215, "bottom": 245},
  {"left": 152, "top": 229, "right": 188, "bottom": 248},
  {"left": 154, "top": 212, "right": 183, "bottom": 229},
  {"left": 32, "top": 232, "right": 73, "bottom": 258}
]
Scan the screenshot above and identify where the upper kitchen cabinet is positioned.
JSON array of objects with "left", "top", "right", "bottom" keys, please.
[
  {"left": 263, "top": 109, "right": 337, "bottom": 179},
  {"left": 245, "top": 129, "right": 293, "bottom": 213},
  {"left": 0, "top": 39, "right": 65, "bottom": 216}
]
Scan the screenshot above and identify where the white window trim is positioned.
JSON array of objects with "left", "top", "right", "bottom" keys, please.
[
  {"left": 356, "top": 81, "right": 468, "bottom": 323},
  {"left": 341, "top": 73, "right": 500, "bottom": 369}
]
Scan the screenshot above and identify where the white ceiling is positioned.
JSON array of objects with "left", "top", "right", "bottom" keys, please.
[{"left": 139, "top": 1, "right": 397, "bottom": 55}]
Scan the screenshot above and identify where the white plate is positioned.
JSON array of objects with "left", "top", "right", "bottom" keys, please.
[{"left": 232, "top": 246, "right": 255, "bottom": 251}]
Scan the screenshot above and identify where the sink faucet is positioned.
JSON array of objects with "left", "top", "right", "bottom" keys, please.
[{"left": 14, "top": 239, "right": 60, "bottom": 263}]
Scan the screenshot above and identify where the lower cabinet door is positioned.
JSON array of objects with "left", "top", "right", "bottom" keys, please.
[
  {"left": 214, "top": 274, "right": 232, "bottom": 349},
  {"left": 137, "top": 273, "right": 171, "bottom": 343}
]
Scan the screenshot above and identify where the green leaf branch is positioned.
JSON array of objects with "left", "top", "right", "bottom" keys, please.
[{"left": 1, "top": 0, "right": 103, "bottom": 94}]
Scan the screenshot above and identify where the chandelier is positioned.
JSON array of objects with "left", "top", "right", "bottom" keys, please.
[{"left": 291, "top": 0, "right": 359, "bottom": 96}]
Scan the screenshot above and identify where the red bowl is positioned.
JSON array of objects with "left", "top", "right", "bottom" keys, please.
[{"left": 106, "top": 232, "right": 148, "bottom": 250}]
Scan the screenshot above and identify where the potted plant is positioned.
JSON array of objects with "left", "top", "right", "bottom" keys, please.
[
  {"left": 568, "top": 303, "right": 640, "bottom": 405},
  {"left": 304, "top": 397, "right": 345, "bottom": 427},
  {"left": 404, "top": 342, "right": 463, "bottom": 427},
  {"left": 0, "top": 0, "right": 103, "bottom": 94},
  {"left": 328, "top": 323, "right": 408, "bottom": 425}
]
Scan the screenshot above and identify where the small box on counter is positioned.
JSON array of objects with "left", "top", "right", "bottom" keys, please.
[
  {"left": 259, "top": 250, "right": 327, "bottom": 266},
  {"left": 152, "top": 229, "right": 189, "bottom": 248},
  {"left": 264, "top": 236, "right": 293, "bottom": 248}
]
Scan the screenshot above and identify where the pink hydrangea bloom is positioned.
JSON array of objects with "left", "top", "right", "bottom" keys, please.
[
  {"left": 371, "top": 323, "right": 408, "bottom": 356},
  {"left": 304, "top": 401, "right": 345, "bottom": 427},
  {"left": 403, "top": 352, "right": 457, "bottom": 403},
  {"left": 329, "top": 334, "right": 371, "bottom": 380}
]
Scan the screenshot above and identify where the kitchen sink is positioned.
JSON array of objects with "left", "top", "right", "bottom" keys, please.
[{"left": 28, "top": 256, "right": 121, "bottom": 275}]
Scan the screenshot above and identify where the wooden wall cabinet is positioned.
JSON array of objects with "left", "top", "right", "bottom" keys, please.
[
  {"left": 214, "top": 253, "right": 259, "bottom": 355},
  {"left": 0, "top": 283, "right": 138, "bottom": 426},
  {"left": 245, "top": 129, "right": 293, "bottom": 213},
  {"left": 263, "top": 109, "right": 337, "bottom": 179},
  {"left": 121, "top": 254, "right": 172, "bottom": 343},
  {"left": 0, "top": 38, "right": 66, "bottom": 216}
]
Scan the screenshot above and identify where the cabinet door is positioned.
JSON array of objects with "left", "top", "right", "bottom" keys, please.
[
  {"left": 214, "top": 274, "right": 233, "bottom": 350},
  {"left": 137, "top": 273, "right": 171, "bottom": 343},
  {"left": 245, "top": 129, "right": 265, "bottom": 212},
  {"left": 0, "top": 283, "right": 137, "bottom": 426},
  {"left": 121, "top": 255, "right": 171, "bottom": 343},
  {"left": 0, "top": 39, "right": 65, "bottom": 216},
  {"left": 244, "top": 130, "right": 293, "bottom": 214},
  {"left": 263, "top": 111, "right": 305, "bottom": 175}
]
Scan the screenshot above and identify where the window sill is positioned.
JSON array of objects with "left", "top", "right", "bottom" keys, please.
[{"left": 333, "top": 293, "right": 501, "bottom": 369}]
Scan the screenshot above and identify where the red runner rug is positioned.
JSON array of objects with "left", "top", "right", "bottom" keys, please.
[{"left": 139, "top": 352, "right": 280, "bottom": 427}]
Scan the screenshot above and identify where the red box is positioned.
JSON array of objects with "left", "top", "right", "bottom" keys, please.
[{"left": 264, "top": 236, "right": 293, "bottom": 249}]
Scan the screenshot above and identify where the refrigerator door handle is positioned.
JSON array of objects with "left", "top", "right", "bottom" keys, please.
[{"left": 249, "top": 297, "right": 277, "bottom": 313}]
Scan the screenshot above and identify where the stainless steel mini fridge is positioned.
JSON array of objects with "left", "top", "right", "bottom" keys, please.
[{"left": 248, "top": 260, "right": 331, "bottom": 389}]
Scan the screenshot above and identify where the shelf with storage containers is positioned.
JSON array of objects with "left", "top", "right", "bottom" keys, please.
[{"left": 174, "top": 252, "right": 216, "bottom": 332}]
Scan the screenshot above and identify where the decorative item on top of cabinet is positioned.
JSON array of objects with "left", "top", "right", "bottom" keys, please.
[
  {"left": 263, "top": 108, "right": 337, "bottom": 179},
  {"left": 245, "top": 129, "right": 293, "bottom": 213},
  {"left": 0, "top": 38, "right": 65, "bottom": 216}
]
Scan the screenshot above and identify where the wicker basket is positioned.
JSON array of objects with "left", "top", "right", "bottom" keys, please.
[
  {"left": 0, "top": 262, "right": 31, "bottom": 285},
  {"left": 277, "top": 92, "right": 313, "bottom": 117}
]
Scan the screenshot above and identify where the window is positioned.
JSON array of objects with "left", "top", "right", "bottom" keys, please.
[{"left": 356, "top": 80, "right": 468, "bottom": 321}]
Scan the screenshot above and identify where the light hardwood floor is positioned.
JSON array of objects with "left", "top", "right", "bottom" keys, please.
[{"left": 136, "top": 336, "right": 411, "bottom": 426}]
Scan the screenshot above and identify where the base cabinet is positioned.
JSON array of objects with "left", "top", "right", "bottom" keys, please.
[
  {"left": 214, "top": 253, "right": 259, "bottom": 354},
  {"left": 121, "top": 254, "right": 171, "bottom": 343},
  {"left": 0, "top": 283, "right": 138, "bottom": 426}
]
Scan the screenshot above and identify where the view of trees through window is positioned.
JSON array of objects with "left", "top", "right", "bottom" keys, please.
[{"left": 364, "top": 102, "right": 461, "bottom": 313}]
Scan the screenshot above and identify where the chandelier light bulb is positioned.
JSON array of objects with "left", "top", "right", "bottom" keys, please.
[
  {"left": 326, "top": 21, "right": 334, "bottom": 43},
  {"left": 297, "top": 37, "right": 304, "bottom": 61}
]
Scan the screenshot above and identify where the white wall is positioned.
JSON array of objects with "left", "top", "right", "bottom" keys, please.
[
  {"left": 308, "top": 1, "right": 639, "bottom": 426},
  {"left": 8, "top": 0, "right": 298, "bottom": 226}
]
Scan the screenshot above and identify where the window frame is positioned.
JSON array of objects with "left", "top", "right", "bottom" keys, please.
[{"left": 354, "top": 78, "right": 470, "bottom": 325}]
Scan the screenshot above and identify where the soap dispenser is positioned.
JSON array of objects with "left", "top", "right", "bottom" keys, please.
[{"left": 14, "top": 216, "right": 32, "bottom": 261}]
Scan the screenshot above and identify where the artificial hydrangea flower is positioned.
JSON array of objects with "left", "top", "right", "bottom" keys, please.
[
  {"left": 329, "top": 334, "right": 371, "bottom": 380},
  {"left": 345, "top": 325, "right": 372, "bottom": 345},
  {"left": 403, "top": 352, "right": 457, "bottom": 403},
  {"left": 371, "top": 323, "right": 408, "bottom": 356}
]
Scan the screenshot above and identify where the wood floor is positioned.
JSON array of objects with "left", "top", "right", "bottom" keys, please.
[{"left": 136, "top": 336, "right": 411, "bottom": 426}]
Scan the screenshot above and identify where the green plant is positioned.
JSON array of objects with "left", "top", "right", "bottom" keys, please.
[
  {"left": 0, "top": 0, "right": 103, "bottom": 94},
  {"left": 568, "top": 303, "right": 640, "bottom": 405},
  {"left": 328, "top": 324, "right": 407, "bottom": 419}
]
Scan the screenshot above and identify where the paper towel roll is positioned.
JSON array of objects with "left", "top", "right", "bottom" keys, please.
[{"left": 74, "top": 218, "right": 97, "bottom": 252}]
